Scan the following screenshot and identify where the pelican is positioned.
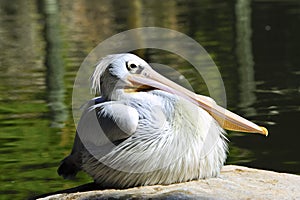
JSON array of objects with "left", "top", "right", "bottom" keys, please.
[{"left": 58, "top": 53, "right": 268, "bottom": 188}]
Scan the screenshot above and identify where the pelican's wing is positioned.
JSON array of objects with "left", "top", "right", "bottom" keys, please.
[
  {"left": 58, "top": 99, "right": 139, "bottom": 179},
  {"left": 79, "top": 101, "right": 139, "bottom": 147}
]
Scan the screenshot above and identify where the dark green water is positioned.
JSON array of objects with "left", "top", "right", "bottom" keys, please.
[{"left": 0, "top": 0, "right": 299, "bottom": 199}]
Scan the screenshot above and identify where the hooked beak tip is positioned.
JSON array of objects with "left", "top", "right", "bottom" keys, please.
[{"left": 260, "top": 126, "right": 268, "bottom": 136}]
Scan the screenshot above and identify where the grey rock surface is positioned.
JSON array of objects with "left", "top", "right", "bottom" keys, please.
[{"left": 39, "top": 165, "right": 300, "bottom": 200}]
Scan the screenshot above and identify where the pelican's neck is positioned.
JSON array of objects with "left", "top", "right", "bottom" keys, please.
[
  {"left": 101, "top": 88, "right": 127, "bottom": 101},
  {"left": 107, "top": 88, "right": 131, "bottom": 101},
  {"left": 103, "top": 89, "right": 180, "bottom": 125},
  {"left": 125, "top": 90, "right": 178, "bottom": 123}
]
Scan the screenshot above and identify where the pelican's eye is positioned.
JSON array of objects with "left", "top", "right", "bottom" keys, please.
[{"left": 126, "top": 61, "right": 142, "bottom": 74}]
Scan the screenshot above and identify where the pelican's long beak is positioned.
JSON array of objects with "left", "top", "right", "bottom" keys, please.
[{"left": 127, "top": 67, "right": 268, "bottom": 136}]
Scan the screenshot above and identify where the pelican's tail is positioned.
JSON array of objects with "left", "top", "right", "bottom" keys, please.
[{"left": 57, "top": 153, "right": 81, "bottom": 179}]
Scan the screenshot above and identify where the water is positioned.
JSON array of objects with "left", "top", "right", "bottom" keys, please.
[{"left": 0, "top": 0, "right": 299, "bottom": 199}]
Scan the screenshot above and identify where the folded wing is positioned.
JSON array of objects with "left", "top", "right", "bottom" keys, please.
[{"left": 58, "top": 98, "right": 139, "bottom": 179}]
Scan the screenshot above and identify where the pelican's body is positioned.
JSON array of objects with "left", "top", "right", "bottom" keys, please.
[
  {"left": 58, "top": 53, "right": 267, "bottom": 188},
  {"left": 80, "top": 90, "right": 226, "bottom": 187}
]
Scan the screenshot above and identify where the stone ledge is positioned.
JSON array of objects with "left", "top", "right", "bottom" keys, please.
[{"left": 38, "top": 165, "right": 300, "bottom": 200}]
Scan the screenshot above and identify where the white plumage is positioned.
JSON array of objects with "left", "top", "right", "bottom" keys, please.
[{"left": 58, "top": 53, "right": 267, "bottom": 188}]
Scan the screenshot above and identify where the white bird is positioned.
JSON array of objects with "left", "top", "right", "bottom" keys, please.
[{"left": 58, "top": 53, "right": 268, "bottom": 188}]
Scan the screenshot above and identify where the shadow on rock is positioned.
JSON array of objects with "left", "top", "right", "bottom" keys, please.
[{"left": 28, "top": 182, "right": 111, "bottom": 200}]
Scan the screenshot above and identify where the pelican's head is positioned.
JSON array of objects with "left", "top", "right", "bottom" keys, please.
[
  {"left": 91, "top": 54, "right": 152, "bottom": 98},
  {"left": 91, "top": 53, "right": 268, "bottom": 136}
]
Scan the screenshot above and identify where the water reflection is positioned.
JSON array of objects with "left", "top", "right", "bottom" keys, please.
[
  {"left": 235, "top": 0, "right": 300, "bottom": 173},
  {"left": 235, "top": 0, "right": 257, "bottom": 116},
  {"left": 42, "top": 0, "right": 67, "bottom": 128},
  {"left": 0, "top": 0, "right": 299, "bottom": 199}
]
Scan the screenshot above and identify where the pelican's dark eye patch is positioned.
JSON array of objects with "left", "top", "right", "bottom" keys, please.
[
  {"left": 126, "top": 61, "right": 144, "bottom": 74},
  {"left": 128, "top": 63, "right": 137, "bottom": 69}
]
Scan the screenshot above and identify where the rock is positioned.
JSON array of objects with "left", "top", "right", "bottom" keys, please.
[{"left": 38, "top": 165, "right": 300, "bottom": 200}]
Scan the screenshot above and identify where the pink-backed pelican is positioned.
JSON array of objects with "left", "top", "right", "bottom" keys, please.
[{"left": 58, "top": 53, "right": 268, "bottom": 188}]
